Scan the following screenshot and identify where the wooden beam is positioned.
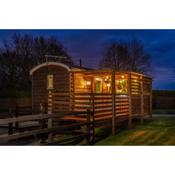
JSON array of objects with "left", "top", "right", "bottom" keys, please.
[
  {"left": 0, "top": 122, "right": 87, "bottom": 144},
  {"left": 112, "top": 70, "right": 116, "bottom": 135},
  {"left": 0, "top": 111, "right": 88, "bottom": 125},
  {"left": 128, "top": 73, "right": 132, "bottom": 128},
  {"left": 47, "top": 118, "right": 53, "bottom": 143},
  {"left": 150, "top": 81, "right": 153, "bottom": 118},
  {"left": 140, "top": 75, "right": 144, "bottom": 124}
]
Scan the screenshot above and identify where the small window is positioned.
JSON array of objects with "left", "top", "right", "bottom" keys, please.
[
  {"left": 95, "top": 81, "right": 101, "bottom": 93},
  {"left": 95, "top": 77, "right": 102, "bottom": 93},
  {"left": 103, "top": 76, "right": 111, "bottom": 93},
  {"left": 47, "top": 75, "right": 53, "bottom": 90},
  {"left": 116, "top": 79, "right": 128, "bottom": 94}
]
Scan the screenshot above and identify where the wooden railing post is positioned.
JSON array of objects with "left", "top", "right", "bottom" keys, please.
[
  {"left": 112, "top": 70, "right": 116, "bottom": 135},
  {"left": 150, "top": 81, "right": 153, "bottom": 118},
  {"left": 15, "top": 106, "right": 19, "bottom": 129},
  {"left": 86, "top": 109, "right": 90, "bottom": 145},
  {"left": 47, "top": 117, "right": 53, "bottom": 143},
  {"left": 140, "top": 76, "right": 144, "bottom": 124},
  {"left": 86, "top": 108, "right": 94, "bottom": 145},
  {"left": 8, "top": 108, "right": 13, "bottom": 135},
  {"left": 128, "top": 73, "right": 132, "bottom": 128},
  {"left": 40, "top": 103, "right": 45, "bottom": 129}
]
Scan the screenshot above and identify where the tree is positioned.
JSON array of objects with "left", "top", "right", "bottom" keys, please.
[
  {"left": 99, "top": 39, "right": 151, "bottom": 74},
  {"left": 0, "top": 33, "right": 73, "bottom": 95},
  {"left": 128, "top": 38, "right": 151, "bottom": 74}
]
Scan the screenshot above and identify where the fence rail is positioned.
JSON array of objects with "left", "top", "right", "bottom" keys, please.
[
  {"left": 0, "top": 110, "right": 95, "bottom": 145},
  {"left": 0, "top": 106, "right": 32, "bottom": 118}
]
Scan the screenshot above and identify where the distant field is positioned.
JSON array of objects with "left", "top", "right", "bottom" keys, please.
[{"left": 96, "top": 117, "right": 175, "bottom": 145}]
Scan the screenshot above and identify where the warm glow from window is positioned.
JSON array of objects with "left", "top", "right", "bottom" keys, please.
[
  {"left": 86, "top": 81, "right": 91, "bottom": 85},
  {"left": 47, "top": 74, "right": 53, "bottom": 90},
  {"left": 121, "top": 75, "right": 125, "bottom": 79},
  {"left": 116, "top": 79, "right": 128, "bottom": 94},
  {"left": 107, "top": 83, "right": 111, "bottom": 87},
  {"left": 95, "top": 77, "right": 102, "bottom": 81},
  {"left": 102, "top": 76, "right": 111, "bottom": 93}
]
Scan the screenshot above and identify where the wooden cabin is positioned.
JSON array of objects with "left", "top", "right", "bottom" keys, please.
[{"left": 30, "top": 61, "right": 152, "bottom": 123}]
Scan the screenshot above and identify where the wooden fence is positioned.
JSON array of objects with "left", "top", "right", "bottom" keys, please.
[
  {"left": 0, "top": 110, "right": 95, "bottom": 145},
  {"left": 153, "top": 90, "right": 175, "bottom": 109},
  {"left": 0, "top": 106, "right": 32, "bottom": 119},
  {"left": 0, "top": 97, "right": 31, "bottom": 111}
]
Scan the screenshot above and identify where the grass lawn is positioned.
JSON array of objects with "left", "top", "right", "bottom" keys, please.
[{"left": 96, "top": 117, "right": 175, "bottom": 145}]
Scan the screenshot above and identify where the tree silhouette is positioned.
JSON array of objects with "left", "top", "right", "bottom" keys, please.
[
  {"left": 0, "top": 33, "right": 73, "bottom": 96},
  {"left": 99, "top": 39, "right": 151, "bottom": 74}
]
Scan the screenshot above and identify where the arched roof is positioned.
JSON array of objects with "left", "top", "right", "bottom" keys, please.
[{"left": 29, "top": 62, "right": 71, "bottom": 75}]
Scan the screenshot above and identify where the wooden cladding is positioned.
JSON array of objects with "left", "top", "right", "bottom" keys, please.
[
  {"left": 51, "top": 92, "right": 131, "bottom": 121},
  {"left": 143, "top": 77, "right": 152, "bottom": 93},
  {"left": 52, "top": 92, "right": 71, "bottom": 113},
  {"left": 131, "top": 74, "right": 141, "bottom": 95},
  {"left": 32, "top": 65, "right": 70, "bottom": 113}
]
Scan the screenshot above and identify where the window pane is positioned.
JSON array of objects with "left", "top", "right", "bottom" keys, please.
[
  {"left": 95, "top": 81, "right": 102, "bottom": 93},
  {"left": 47, "top": 75, "right": 53, "bottom": 90},
  {"left": 116, "top": 79, "right": 128, "bottom": 94}
]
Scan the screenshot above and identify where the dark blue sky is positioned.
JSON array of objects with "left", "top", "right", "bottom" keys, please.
[{"left": 0, "top": 29, "right": 175, "bottom": 90}]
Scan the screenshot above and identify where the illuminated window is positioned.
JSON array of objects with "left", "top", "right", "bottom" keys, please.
[
  {"left": 47, "top": 74, "right": 53, "bottom": 90},
  {"left": 116, "top": 79, "right": 128, "bottom": 94},
  {"left": 103, "top": 76, "right": 111, "bottom": 93},
  {"left": 74, "top": 73, "right": 92, "bottom": 92},
  {"left": 84, "top": 77, "right": 92, "bottom": 92},
  {"left": 95, "top": 77, "right": 102, "bottom": 93}
]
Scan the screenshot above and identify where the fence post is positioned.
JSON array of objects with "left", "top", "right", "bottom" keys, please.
[
  {"left": 86, "top": 109, "right": 90, "bottom": 145},
  {"left": 8, "top": 108, "right": 13, "bottom": 135},
  {"left": 15, "top": 106, "right": 19, "bottom": 129},
  {"left": 150, "top": 81, "right": 152, "bottom": 118},
  {"left": 40, "top": 103, "right": 46, "bottom": 129},
  {"left": 47, "top": 117, "right": 53, "bottom": 143},
  {"left": 140, "top": 76, "right": 144, "bottom": 124},
  {"left": 128, "top": 73, "right": 132, "bottom": 128},
  {"left": 86, "top": 108, "right": 94, "bottom": 145},
  {"left": 112, "top": 70, "right": 116, "bottom": 135}
]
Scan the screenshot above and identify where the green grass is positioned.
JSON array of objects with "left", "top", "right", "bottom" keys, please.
[{"left": 96, "top": 117, "right": 175, "bottom": 145}]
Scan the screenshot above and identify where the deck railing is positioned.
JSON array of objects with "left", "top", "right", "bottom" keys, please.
[{"left": 50, "top": 91, "right": 151, "bottom": 122}]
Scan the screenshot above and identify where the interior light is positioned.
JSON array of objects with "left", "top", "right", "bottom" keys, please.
[
  {"left": 86, "top": 81, "right": 91, "bottom": 85},
  {"left": 95, "top": 77, "right": 101, "bottom": 81},
  {"left": 107, "top": 83, "right": 111, "bottom": 87}
]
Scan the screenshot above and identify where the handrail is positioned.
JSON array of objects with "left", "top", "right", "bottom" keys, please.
[{"left": 0, "top": 111, "right": 90, "bottom": 125}]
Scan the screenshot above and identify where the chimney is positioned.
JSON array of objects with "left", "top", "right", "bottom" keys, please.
[{"left": 79, "top": 59, "right": 82, "bottom": 67}]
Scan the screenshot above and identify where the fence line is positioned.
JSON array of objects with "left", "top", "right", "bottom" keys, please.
[{"left": 0, "top": 110, "right": 95, "bottom": 145}]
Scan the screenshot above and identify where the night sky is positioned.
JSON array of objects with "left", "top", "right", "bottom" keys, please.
[{"left": 0, "top": 29, "right": 175, "bottom": 90}]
